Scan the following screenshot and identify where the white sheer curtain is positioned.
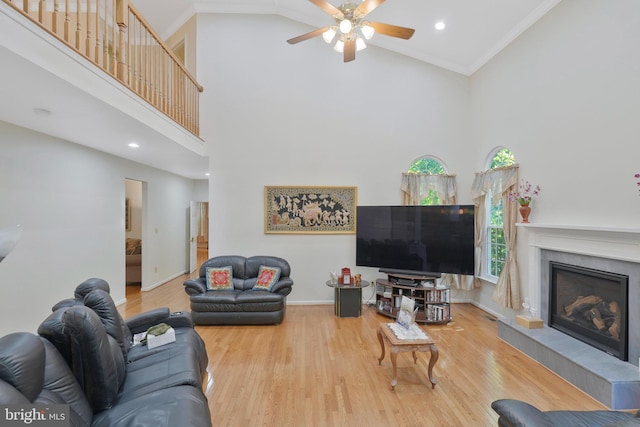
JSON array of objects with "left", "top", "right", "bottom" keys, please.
[
  {"left": 470, "top": 166, "right": 521, "bottom": 308},
  {"left": 401, "top": 173, "right": 457, "bottom": 205},
  {"left": 400, "top": 173, "right": 474, "bottom": 290}
]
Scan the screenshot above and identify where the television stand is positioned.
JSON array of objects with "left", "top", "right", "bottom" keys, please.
[{"left": 375, "top": 272, "right": 450, "bottom": 324}]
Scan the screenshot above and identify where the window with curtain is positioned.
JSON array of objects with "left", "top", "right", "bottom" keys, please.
[
  {"left": 486, "top": 148, "right": 516, "bottom": 280},
  {"left": 470, "top": 148, "right": 520, "bottom": 308},
  {"left": 403, "top": 156, "right": 456, "bottom": 205},
  {"left": 407, "top": 156, "right": 446, "bottom": 205}
]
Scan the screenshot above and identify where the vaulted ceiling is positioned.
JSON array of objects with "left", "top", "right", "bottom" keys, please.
[
  {"left": 132, "top": 0, "right": 561, "bottom": 76},
  {"left": 0, "top": 0, "right": 562, "bottom": 181}
]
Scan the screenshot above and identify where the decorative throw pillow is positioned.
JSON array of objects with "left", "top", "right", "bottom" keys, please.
[
  {"left": 205, "top": 266, "right": 233, "bottom": 291},
  {"left": 253, "top": 266, "right": 281, "bottom": 291}
]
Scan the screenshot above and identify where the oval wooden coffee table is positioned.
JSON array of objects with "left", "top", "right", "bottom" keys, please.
[{"left": 377, "top": 322, "right": 439, "bottom": 391}]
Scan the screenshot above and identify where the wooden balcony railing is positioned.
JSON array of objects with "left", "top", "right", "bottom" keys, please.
[{"left": 3, "top": 0, "right": 203, "bottom": 136}]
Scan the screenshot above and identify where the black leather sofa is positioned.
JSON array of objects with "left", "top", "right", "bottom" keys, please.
[
  {"left": 491, "top": 399, "right": 640, "bottom": 427},
  {"left": 184, "top": 255, "right": 293, "bottom": 325},
  {"left": 0, "top": 278, "right": 212, "bottom": 426}
]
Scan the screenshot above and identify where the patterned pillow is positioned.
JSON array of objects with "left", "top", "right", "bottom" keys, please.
[
  {"left": 205, "top": 266, "right": 234, "bottom": 291},
  {"left": 253, "top": 266, "right": 281, "bottom": 291}
]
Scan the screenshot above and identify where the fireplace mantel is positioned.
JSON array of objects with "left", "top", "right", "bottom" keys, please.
[{"left": 518, "top": 223, "right": 640, "bottom": 316}]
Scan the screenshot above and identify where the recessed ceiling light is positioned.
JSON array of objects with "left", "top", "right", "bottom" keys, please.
[
  {"left": 435, "top": 21, "right": 446, "bottom": 31},
  {"left": 128, "top": 142, "right": 140, "bottom": 148},
  {"left": 205, "top": 173, "right": 210, "bottom": 177}
]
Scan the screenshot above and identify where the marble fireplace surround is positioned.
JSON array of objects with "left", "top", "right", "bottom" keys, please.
[{"left": 498, "top": 223, "right": 640, "bottom": 409}]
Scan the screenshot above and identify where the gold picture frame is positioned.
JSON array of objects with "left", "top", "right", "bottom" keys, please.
[{"left": 264, "top": 186, "right": 357, "bottom": 234}]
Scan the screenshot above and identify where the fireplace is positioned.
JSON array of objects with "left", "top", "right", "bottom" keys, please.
[
  {"left": 549, "top": 261, "right": 628, "bottom": 361},
  {"left": 497, "top": 224, "right": 640, "bottom": 409}
]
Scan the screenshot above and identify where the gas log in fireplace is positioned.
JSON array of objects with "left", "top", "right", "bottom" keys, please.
[{"left": 549, "top": 261, "right": 629, "bottom": 361}]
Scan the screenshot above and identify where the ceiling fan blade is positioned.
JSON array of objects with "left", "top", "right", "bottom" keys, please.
[
  {"left": 368, "top": 21, "right": 415, "bottom": 40},
  {"left": 287, "top": 26, "right": 330, "bottom": 44},
  {"left": 344, "top": 38, "right": 356, "bottom": 62},
  {"left": 309, "top": 0, "right": 344, "bottom": 19},
  {"left": 355, "top": 0, "right": 385, "bottom": 18}
]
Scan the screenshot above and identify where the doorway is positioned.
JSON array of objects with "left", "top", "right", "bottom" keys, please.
[
  {"left": 189, "top": 201, "right": 208, "bottom": 272},
  {"left": 125, "top": 179, "right": 143, "bottom": 285}
]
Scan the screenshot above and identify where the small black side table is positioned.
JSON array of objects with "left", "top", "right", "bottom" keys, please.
[{"left": 326, "top": 280, "right": 370, "bottom": 318}]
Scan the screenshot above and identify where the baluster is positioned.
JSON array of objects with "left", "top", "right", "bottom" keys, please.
[
  {"left": 75, "top": 0, "right": 81, "bottom": 50},
  {"left": 111, "top": 0, "right": 116, "bottom": 75},
  {"left": 145, "top": 29, "right": 150, "bottom": 99},
  {"left": 38, "top": 0, "right": 45, "bottom": 25},
  {"left": 85, "top": 0, "right": 90, "bottom": 57},
  {"left": 64, "top": 0, "right": 70, "bottom": 42},
  {"left": 23, "top": 0, "right": 28, "bottom": 13},
  {"left": 138, "top": 17, "right": 143, "bottom": 94},
  {"left": 118, "top": 0, "right": 128, "bottom": 84},
  {"left": 132, "top": 14, "right": 139, "bottom": 93},
  {"left": 94, "top": 0, "right": 100, "bottom": 64},
  {"left": 154, "top": 42, "right": 159, "bottom": 107},
  {"left": 52, "top": 0, "right": 59, "bottom": 35},
  {"left": 159, "top": 47, "right": 164, "bottom": 111},
  {"left": 102, "top": 0, "right": 108, "bottom": 69}
]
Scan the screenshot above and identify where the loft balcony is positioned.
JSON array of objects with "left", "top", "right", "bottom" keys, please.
[{"left": 0, "top": 0, "right": 207, "bottom": 178}]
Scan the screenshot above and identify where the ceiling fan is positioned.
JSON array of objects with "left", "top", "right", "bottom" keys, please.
[{"left": 287, "top": 0, "right": 415, "bottom": 63}]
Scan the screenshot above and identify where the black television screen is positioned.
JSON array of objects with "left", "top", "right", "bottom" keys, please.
[{"left": 356, "top": 205, "right": 475, "bottom": 276}]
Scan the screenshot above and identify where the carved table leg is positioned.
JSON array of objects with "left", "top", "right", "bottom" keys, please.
[
  {"left": 390, "top": 347, "right": 400, "bottom": 391},
  {"left": 377, "top": 327, "right": 385, "bottom": 365},
  {"left": 426, "top": 343, "right": 439, "bottom": 389}
]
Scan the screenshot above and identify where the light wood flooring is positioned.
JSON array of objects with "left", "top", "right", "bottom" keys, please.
[{"left": 120, "top": 261, "right": 607, "bottom": 426}]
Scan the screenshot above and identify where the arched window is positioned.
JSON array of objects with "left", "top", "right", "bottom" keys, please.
[
  {"left": 407, "top": 156, "right": 447, "bottom": 205},
  {"left": 486, "top": 148, "right": 515, "bottom": 279}
]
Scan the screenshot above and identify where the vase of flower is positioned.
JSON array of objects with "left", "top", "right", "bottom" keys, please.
[
  {"left": 519, "top": 204, "right": 531, "bottom": 223},
  {"left": 509, "top": 179, "right": 541, "bottom": 223}
]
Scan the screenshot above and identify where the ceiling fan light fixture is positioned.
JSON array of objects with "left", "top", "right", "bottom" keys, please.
[
  {"left": 286, "top": 0, "right": 415, "bottom": 63},
  {"left": 360, "top": 23, "right": 375, "bottom": 40},
  {"left": 323, "top": 27, "right": 337, "bottom": 43},
  {"left": 339, "top": 19, "right": 352, "bottom": 34}
]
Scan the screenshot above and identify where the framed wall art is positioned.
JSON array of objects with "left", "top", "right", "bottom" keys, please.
[{"left": 264, "top": 186, "right": 357, "bottom": 234}]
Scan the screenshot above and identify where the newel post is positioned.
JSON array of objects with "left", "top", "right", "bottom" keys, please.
[{"left": 116, "top": 0, "right": 129, "bottom": 83}]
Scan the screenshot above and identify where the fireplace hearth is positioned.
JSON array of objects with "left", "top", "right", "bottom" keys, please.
[{"left": 549, "top": 261, "right": 628, "bottom": 361}]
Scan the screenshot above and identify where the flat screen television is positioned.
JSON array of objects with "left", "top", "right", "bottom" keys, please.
[{"left": 356, "top": 205, "right": 475, "bottom": 276}]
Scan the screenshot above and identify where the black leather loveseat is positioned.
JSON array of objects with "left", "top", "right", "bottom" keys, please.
[
  {"left": 491, "top": 399, "right": 640, "bottom": 427},
  {"left": 184, "top": 255, "right": 293, "bottom": 325},
  {"left": 0, "top": 278, "right": 212, "bottom": 426}
]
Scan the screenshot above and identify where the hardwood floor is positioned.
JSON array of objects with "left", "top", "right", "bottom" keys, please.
[{"left": 119, "top": 267, "right": 607, "bottom": 426}]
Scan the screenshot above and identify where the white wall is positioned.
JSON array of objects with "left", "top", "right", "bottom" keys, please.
[
  {"left": 192, "top": 179, "right": 208, "bottom": 202},
  {"left": 469, "top": 0, "right": 640, "bottom": 316},
  {"left": 198, "top": 14, "right": 473, "bottom": 303},
  {"left": 0, "top": 121, "right": 202, "bottom": 336}
]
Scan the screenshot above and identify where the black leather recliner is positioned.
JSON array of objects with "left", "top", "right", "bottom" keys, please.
[
  {"left": 491, "top": 399, "right": 640, "bottom": 427},
  {"left": 0, "top": 278, "right": 212, "bottom": 426},
  {"left": 184, "top": 255, "right": 293, "bottom": 325}
]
